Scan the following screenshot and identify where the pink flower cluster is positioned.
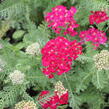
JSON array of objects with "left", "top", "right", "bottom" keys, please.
[
  {"left": 38, "top": 90, "right": 68, "bottom": 109},
  {"left": 79, "top": 28, "right": 107, "bottom": 48},
  {"left": 89, "top": 11, "right": 109, "bottom": 24},
  {"left": 45, "top": 5, "right": 79, "bottom": 36},
  {"left": 41, "top": 36, "right": 82, "bottom": 78}
]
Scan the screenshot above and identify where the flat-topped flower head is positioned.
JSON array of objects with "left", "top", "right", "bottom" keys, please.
[
  {"left": 9, "top": 70, "right": 25, "bottom": 84},
  {"left": 93, "top": 50, "right": 109, "bottom": 70},
  {"left": 79, "top": 28, "right": 107, "bottom": 49},
  {"left": 26, "top": 42, "right": 40, "bottom": 56},
  {"left": 89, "top": 11, "right": 109, "bottom": 24},
  {"left": 45, "top": 5, "right": 79, "bottom": 36},
  {"left": 15, "top": 101, "right": 37, "bottom": 109},
  {"left": 41, "top": 36, "right": 82, "bottom": 78}
]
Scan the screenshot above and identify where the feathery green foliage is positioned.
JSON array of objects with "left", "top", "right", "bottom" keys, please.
[{"left": 0, "top": 0, "right": 109, "bottom": 109}]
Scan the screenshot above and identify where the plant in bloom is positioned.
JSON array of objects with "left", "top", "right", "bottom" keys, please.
[
  {"left": 93, "top": 50, "right": 109, "bottom": 70},
  {"left": 54, "top": 81, "right": 68, "bottom": 96},
  {"left": 26, "top": 42, "right": 41, "bottom": 56},
  {"left": 45, "top": 5, "right": 79, "bottom": 36},
  {"left": 15, "top": 100, "right": 37, "bottom": 109},
  {"left": 41, "top": 36, "right": 82, "bottom": 78},
  {"left": 89, "top": 11, "right": 109, "bottom": 24},
  {"left": 38, "top": 81, "right": 68, "bottom": 109},
  {"left": 9, "top": 70, "right": 25, "bottom": 84},
  {"left": 79, "top": 28, "right": 107, "bottom": 48}
]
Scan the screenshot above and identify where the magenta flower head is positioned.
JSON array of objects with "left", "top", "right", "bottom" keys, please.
[
  {"left": 79, "top": 28, "right": 107, "bottom": 49},
  {"left": 89, "top": 11, "right": 109, "bottom": 24},
  {"left": 45, "top": 5, "right": 79, "bottom": 36},
  {"left": 41, "top": 36, "right": 82, "bottom": 78}
]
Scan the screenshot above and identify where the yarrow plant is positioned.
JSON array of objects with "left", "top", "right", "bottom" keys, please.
[
  {"left": 45, "top": 5, "right": 79, "bottom": 36},
  {"left": 79, "top": 28, "right": 107, "bottom": 48},
  {"left": 9, "top": 70, "right": 25, "bottom": 84},
  {"left": 93, "top": 50, "right": 109, "bottom": 70},
  {"left": 54, "top": 81, "right": 68, "bottom": 98},
  {"left": 15, "top": 100, "right": 37, "bottom": 109},
  {"left": 41, "top": 36, "right": 82, "bottom": 78},
  {"left": 38, "top": 81, "right": 68, "bottom": 109},
  {"left": 26, "top": 42, "right": 40, "bottom": 56},
  {"left": 89, "top": 11, "right": 109, "bottom": 24},
  {"left": 1, "top": 1, "right": 109, "bottom": 109}
]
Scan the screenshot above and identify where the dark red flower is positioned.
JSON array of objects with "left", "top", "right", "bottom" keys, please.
[
  {"left": 38, "top": 90, "right": 69, "bottom": 109},
  {"left": 89, "top": 11, "right": 109, "bottom": 24}
]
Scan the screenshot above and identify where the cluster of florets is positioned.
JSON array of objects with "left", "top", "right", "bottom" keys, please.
[
  {"left": 79, "top": 28, "right": 107, "bottom": 48},
  {"left": 41, "top": 36, "right": 82, "bottom": 78},
  {"left": 15, "top": 100, "right": 37, "bottom": 109},
  {"left": 45, "top": 5, "right": 79, "bottom": 36},
  {"left": 89, "top": 11, "right": 109, "bottom": 24},
  {"left": 9, "top": 70, "right": 25, "bottom": 85},
  {"left": 38, "top": 81, "right": 68, "bottom": 109},
  {"left": 93, "top": 50, "right": 109, "bottom": 70},
  {"left": 54, "top": 81, "right": 68, "bottom": 97},
  {"left": 26, "top": 42, "right": 40, "bottom": 56}
]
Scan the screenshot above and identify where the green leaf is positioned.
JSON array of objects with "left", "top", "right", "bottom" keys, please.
[{"left": 13, "top": 30, "right": 25, "bottom": 40}]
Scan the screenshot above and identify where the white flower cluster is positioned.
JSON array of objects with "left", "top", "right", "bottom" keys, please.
[
  {"left": 9, "top": 70, "right": 25, "bottom": 84},
  {"left": 15, "top": 100, "right": 37, "bottom": 109},
  {"left": 54, "top": 81, "right": 68, "bottom": 97},
  {"left": 26, "top": 42, "right": 40, "bottom": 56},
  {"left": 93, "top": 50, "right": 109, "bottom": 70}
]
